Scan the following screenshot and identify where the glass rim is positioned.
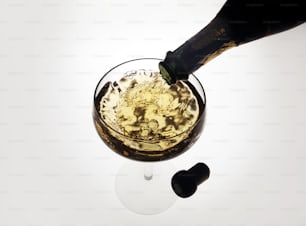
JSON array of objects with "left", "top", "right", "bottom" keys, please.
[{"left": 93, "top": 58, "right": 206, "bottom": 142}]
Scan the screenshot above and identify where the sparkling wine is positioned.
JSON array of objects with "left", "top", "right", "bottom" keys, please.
[{"left": 93, "top": 69, "right": 205, "bottom": 161}]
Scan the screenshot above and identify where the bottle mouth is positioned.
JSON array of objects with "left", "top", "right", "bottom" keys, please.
[{"left": 158, "top": 61, "right": 176, "bottom": 85}]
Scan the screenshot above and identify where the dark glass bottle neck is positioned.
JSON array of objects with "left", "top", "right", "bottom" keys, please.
[
  {"left": 159, "top": 16, "right": 234, "bottom": 84},
  {"left": 159, "top": 0, "right": 305, "bottom": 84}
]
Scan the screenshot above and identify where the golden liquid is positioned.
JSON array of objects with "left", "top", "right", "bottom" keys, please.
[{"left": 94, "top": 69, "right": 204, "bottom": 161}]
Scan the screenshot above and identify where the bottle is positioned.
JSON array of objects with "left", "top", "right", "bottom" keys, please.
[{"left": 159, "top": 0, "right": 305, "bottom": 84}]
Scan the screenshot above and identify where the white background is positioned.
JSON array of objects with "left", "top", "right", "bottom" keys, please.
[{"left": 0, "top": 0, "right": 306, "bottom": 225}]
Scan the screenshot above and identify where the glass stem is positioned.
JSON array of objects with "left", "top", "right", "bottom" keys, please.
[{"left": 144, "top": 163, "right": 153, "bottom": 181}]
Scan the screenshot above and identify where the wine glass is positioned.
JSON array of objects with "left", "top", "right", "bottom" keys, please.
[{"left": 93, "top": 58, "right": 206, "bottom": 214}]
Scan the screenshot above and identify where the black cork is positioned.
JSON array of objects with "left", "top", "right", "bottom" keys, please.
[{"left": 171, "top": 162, "right": 210, "bottom": 198}]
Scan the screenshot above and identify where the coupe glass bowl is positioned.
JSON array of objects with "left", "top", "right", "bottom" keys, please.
[{"left": 93, "top": 58, "right": 206, "bottom": 161}]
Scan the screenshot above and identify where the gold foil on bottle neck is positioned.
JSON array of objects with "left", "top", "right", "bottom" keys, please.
[{"left": 199, "top": 41, "right": 237, "bottom": 66}]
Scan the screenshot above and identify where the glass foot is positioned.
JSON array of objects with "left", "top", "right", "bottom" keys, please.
[{"left": 115, "top": 161, "right": 177, "bottom": 215}]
